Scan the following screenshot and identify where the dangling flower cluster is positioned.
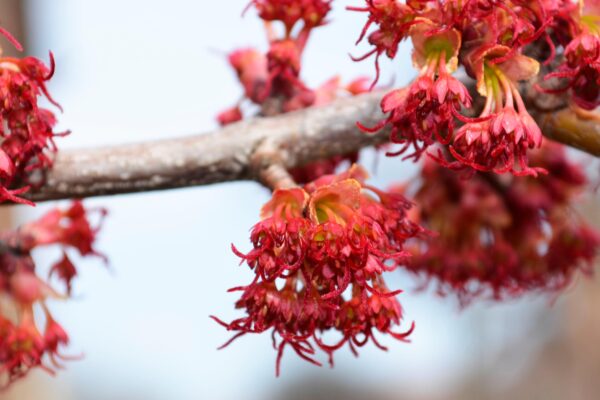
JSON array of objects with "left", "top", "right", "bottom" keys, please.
[
  {"left": 448, "top": 45, "right": 544, "bottom": 175},
  {"left": 0, "top": 28, "right": 65, "bottom": 204},
  {"left": 218, "top": 0, "right": 369, "bottom": 183},
  {"left": 218, "top": 0, "right": 336, "bottom": 119},
  {"left": 348, "top": 0, "right": 416, "bottom": 78},
  {"left": 0, "top": 25, "right": 109, "bottom": 388},
  {"left": 351, "top": 0, "right": 597, "bottom": 175},
  {"left": 251, "top": 0, "right": 332, "bottom": 33},
  {"left": 357, "top": 20, "right": 472, "bottom": 160},
  {"left": 0, "top": 201, "right": 105, "bottom": 386},
  {"left": 540, "top": 0, "right": 600, "bottom": 109},
  {"left": 405, "top": 141, "right": 599, "bottom": 304},
  {"left": 212, "top": 165, "right": 424, "bottom": 374}
]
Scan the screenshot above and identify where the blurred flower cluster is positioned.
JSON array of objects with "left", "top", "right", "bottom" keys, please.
[
  {"left": 406, "top": 142, "right": 599, "bottom": 304},
  {"left": 0, "top": 202, "right": 104, "bottom": 387},
  {"left": 0, "top": 26, "right": 106, "bottom": 387}
]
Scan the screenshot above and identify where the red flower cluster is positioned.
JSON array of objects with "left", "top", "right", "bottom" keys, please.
[
  {"left": 251, "top": 0, "right": 332, "bottom": 33},
  {"left": 218, "top": 1, "right": 370, "bottom": 183},
  {"left": 449, "top": 45, "right": 544, "bottom": 176},
  {"left": 0, "top": 202, "right": 105, "bottom": 386},
  {"left": 349, "top": 0, "right": 416, "bottom": 77},
  {"left": 351, "top": 0, "right": 597, "bottom": 175},
  {"left": 0, "top": 25, "right": 109, "bottom": 388},
  {"left": 0, "top": 30, "right": 65, "bottom": 204},
  {"left": 220, "top": 0, "right": 337, "bottom": 118},
  {"left": 539, "top": 0, "right": 600, "bottom": 109},
  {"left": 544, "top": 32, "right": 600, "bottom": 109},
  {"left": 358, "top": 22, "right": 472, "bottom": 160},
  {"left": 213, "top": 166, "right": 423, "bottom": 374},
  {"left": 405, "top": 142, "right": 599, "bottom": 304}
]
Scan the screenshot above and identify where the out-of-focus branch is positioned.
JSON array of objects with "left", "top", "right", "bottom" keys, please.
[
  {"left": 534, "top": 108, "right": 600, "bottom": 156},
  {"left": 0, "top": 239, "right": 20, "bottom": 256},
  {"left": 18, "top": 88, "right": 600, "bottom": 203},
  {"left": 0, "top": 240, "right": 9, "bottom": 255}
]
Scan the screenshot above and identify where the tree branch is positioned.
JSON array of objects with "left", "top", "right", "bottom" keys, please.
[
  {"left": 534, "top": 108, "right": 600, "bottom": 156},
  {"left": 0, "top": 238, "right": 21, "bottom": 256},
  {"left": 26, "top": 92, "right": 387, "bottom": 202},
  {"left": 20, "top": 90, "right": 600, "bottom": 203}
]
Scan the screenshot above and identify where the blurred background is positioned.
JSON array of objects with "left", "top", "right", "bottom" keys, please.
[{"left": 1, "top": 1, "right": 599, "bottom": 399}]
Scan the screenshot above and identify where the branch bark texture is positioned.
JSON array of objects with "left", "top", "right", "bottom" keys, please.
[{"left": 27, "top": 92, "right": 387, "bottom": 202}]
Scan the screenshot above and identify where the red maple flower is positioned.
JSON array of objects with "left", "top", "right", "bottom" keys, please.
[
  {"left": 251, "top": 0, "right": 332, "bottom": 33},
  {"left": 0, "top": 202, "right": 105, "bottom": 385},
  {"left": 358, "top": 20, "right": 471, "bottom": 160},
  {"left": 0, "top": 27, "right": 65, "bottom": 204},
  {"left": 0, "top": 312, "right": 46, "bottom": 385},
  {"left": 227, "top": 48, "right": 268, "bottom": 105},
  {"left": 406, "top": 142, "right": 599, "bottom": 304},
  {"left": 216, "top": 106, "right": 243, "bottom": 126},
  {"left": 448, "top": 45, "right": 544, "bottom": 175},
  {"left": 218, "top": 3, "right": 366, "bottom": 182},
  {"left": 543, "top": 33, "right": 600, "bottom": 109},
  {"left": 535, "top": 0, "right": 600, "bottom": 108},
  {"left": 349, "top": 0, "right": 417, "bottom": 83},
  {"left": 263, "top": 39, "right": 315, "bottom": 110},
  {"left": 18, "top": 201, "right": 106, "bottom": 258},
  {"left": 350, "top": 1, "right": 587, "bottom": 175},
  {"left": 213, "top": 166, "right": 422, "bottom": 374}
]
